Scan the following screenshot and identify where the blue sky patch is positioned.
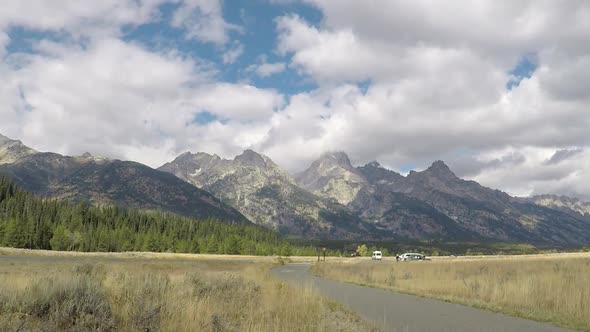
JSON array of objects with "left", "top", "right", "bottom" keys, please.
[
  {"left": 400, "top": 163, "right": 417, "bottom": 174},
  {"left": 506, "top": 54, "right": 538, "bottom": 90},
  {"left": 193, "top": 111, "right": 219, "bottom": 125},
  {"left": 120, "top": 0, "right": 322, "bottom": 95}
]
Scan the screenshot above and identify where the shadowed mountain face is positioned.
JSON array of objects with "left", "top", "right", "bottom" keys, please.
[{"left": 0, "top": 137, "right": 248, "bottom": 224}]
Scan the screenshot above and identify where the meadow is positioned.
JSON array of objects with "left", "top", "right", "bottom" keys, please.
[
  {"left": 0, "top": 248, "right": 374, "bottom": 332},
  {"left": 312, "top": 253, "right": 590, "bottom": 332}
]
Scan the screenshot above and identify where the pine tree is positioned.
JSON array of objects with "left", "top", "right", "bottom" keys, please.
[
  {"left": 279, "top": 243, "right": 293, "bottom": 256},
  {"left": 96, "top": 228, "right": 111, "bottom": 252},
  {"left": 224, "top": 235, "right": 241, "bottom": 255},
  {"left": 190, "top": 237, "right": 200, "bottom": 254},
  {"left": 0, "top": 221, "right": 5, "bottom": 246},
  {"left": 143, "top": 232, "right": 160, "bottom": 252},
  {"left": 206, "top": 235, "right": 218, "bottom": 254},
  {"left": 4, "top": 219, "right": 26, "bottom": 248}
]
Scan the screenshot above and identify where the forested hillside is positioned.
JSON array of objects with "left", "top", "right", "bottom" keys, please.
[{"left": 0, "top": 177, "right": 298, "bottom": 255}]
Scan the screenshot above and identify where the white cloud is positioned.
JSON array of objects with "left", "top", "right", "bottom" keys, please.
[
  {"left": 172, "top": 0, "right": 240, "bottom": 45},
  {"left": 0, "top": 0, "right": 281, "bottom": 168},
  {"left": 0, "top": 37, "right": 282, "bottom": 167},
  {"left": 253, "top": 1, "right": 590, "bottom": 199},
  {"left": 0, "top": 0, "right": 165, "bottom": 39},
  {"left": 247, "top": 61, "right": 286, "bottom": 78},
  {"left": 0, "top": 32, "right": 8, "bottom": 57},
  {"left": 222, "top": 41, "right": 244, "bottom": 64},
  {"left": 257, "top": 62, "right": 286, "bottom": 77},
  {"left": 469, "top": 147, "right": 590, "bottom": 199},
  {"left": 191, "top": 83, "right": 284, "bottom": 121}
]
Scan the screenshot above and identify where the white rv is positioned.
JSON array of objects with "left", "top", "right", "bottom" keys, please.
[{"left": 371, "top": 251, "right": 383, "bottom": 260}]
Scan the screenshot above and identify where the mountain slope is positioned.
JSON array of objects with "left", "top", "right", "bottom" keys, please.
[
  {"left": 0, "top": 134, "right": 37, "bottom": 164},
  {"left": 0, "top": 136, "right": 248, "bottom": 223},
  {"left": 364, "top": 160, "right": 590, "bottom": 244},
  {"left": 159, "top": 150, "right": 373, "bottom": 238}
]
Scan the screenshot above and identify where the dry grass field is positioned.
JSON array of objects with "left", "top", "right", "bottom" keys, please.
[
  {"left": 0, "top": 248, "right": 373, "bottom": 332},
  {"left": 312, "top": 252, "right": 590, "bottom": 331}
]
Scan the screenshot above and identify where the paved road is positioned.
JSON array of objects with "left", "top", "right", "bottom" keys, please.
[{"left": 272, "top": 263, "right": 571, "bottom": 332}]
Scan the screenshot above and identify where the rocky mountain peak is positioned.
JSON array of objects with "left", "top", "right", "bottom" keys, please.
[
  {"left": 0, "top": 133, "right": 11, "bottom": 144},
  {"left": 157, "top": 151, "right": 223, "bottom": 188},
  {"left": 0, "top": 133, "right": 37, "bottom": 164},
  {"left": 317, "top": 151, "right": 354, "bottom": 170},
  {"left": 365, "top": 160, "right": 382, "bottom": 168},
  {"left": 357, "top": 160, "right": 404, "bottom": 186},
  {"left": 175, "top": 151, "right": 220, "bottom": 163},
  {"left": 234, "top": 149, "right": 267, "bottom": 168},
  {"left": 296, "top": 151, "right": 368, "bottom": 205},
  {"left": 81, "top": 152, "right": 93, "bottom": 158},
  {"left": 422, "top": 160, "right": 457, "bottom": 180},
  {"left": 178, "top": 151, "right": 194, "bottom": 158},
  {"left": 0, "top": 134, "right": 22, "bottom": 146},
  {"left": 298, "top": 151, "right": 357, "bottom": 182}
]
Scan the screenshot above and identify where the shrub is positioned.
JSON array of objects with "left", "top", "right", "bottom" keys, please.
[{"left": 0, "top": 275, "right": 114, "bottom": 331}]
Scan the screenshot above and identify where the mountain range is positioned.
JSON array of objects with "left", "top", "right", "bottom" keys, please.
[
  {"left": 0, "top": 134, "right": 247, "bottom": 224},
  {"left": 2, "top": 133, "right": 590, "bottom": 245}
]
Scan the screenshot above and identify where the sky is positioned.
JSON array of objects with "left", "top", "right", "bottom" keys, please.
[{"left": 1, "top": 1, "right": 590, "bottom": 199}]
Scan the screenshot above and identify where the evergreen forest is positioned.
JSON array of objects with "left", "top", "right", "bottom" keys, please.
[{"left": 0, "top": 176, "right": 312, "bottom": 256}]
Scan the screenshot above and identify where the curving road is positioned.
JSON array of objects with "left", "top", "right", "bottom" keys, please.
[{"left": 272, "top": 263, "right": 571, "bottom": 332}]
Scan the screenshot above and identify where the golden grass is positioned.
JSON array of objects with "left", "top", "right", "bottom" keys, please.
[
  {"left": 0, "top": 247, "right": 319, "bottom": 262},
  {"left": 312, "top": 253, "right": 590, "bottom": 331},
  {"left": 0, "top": 250, "right": 374, "bottom": 331}
]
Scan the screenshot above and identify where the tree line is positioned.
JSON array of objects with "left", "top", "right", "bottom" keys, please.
[{"left": 0, "top": 176, "right": 313, "bottom": 256}]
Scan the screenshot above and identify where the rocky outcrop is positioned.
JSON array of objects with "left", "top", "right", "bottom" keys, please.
[{"left": 296, "top": 152, "right": 368, "bottom": 205}]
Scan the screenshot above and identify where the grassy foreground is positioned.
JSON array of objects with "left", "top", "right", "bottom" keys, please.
[
  {"left": 0, "top": 249, "right": 373, "bottom": 331},
  {"left": 312, "top": 253, "right": 590, "bottom": 331}
]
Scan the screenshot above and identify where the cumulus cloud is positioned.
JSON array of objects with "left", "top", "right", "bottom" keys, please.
[
  {"left": 470, "top": 147, "right": 590, "bottom": 199},
  {"left": 190, "top": 83, "right": 284, "bottom": 121},
  {"left": 0, "top": 0, "right": 164, "bottom": 39},
  {"left": 172, "top": 0, "right": 241, "bottom": 45},
  {"left": 2, "top": 1, "right": 590, "bottom": 201},
  {"left": 258, "top": 1, "right": 590, "bottom": 199},
  {"left": 545, "top": 148, "right": 584, "bottom": 165},
  {"left": 0, "top": 37, "right": 282, "bottom": 167}
]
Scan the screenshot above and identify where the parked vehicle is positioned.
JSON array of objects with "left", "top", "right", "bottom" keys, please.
[
  {"left": 371, "top": 251, "right": 383, "bottom": 260},
  {"left": 397, "top": 253, "right": 426, "bottom": 261}
]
